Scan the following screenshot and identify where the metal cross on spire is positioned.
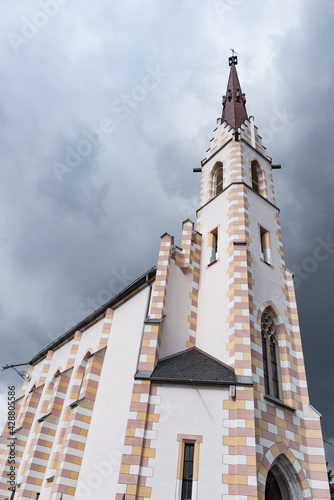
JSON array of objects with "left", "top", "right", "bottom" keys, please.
[{"left": 229, "top": 48, "right": 238, "bottom": 66}]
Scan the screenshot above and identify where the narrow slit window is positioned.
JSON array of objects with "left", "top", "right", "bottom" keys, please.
[
  {"left": 262, "top": 333, "right": 270, "bottom": 395},
  {"left": 208, "top": 228, "right": 218, "bottom": 264},
  {"left": 260, "top": 227, "right": 271, "bottom": 265},
  {"left": 270, "top": 337, "right": 280, "bottom": 399},
  {"left": 181, "top": 443, "right": 194, "bottom": 500},
  {"left": 251, "top": 161, "right": 260, "bottom": 193}
]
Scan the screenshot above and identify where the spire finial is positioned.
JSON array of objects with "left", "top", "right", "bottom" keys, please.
[{"left": 229, "top": 49, "right": 238, "bottom": 66}]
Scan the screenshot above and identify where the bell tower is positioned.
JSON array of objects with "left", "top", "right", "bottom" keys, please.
[
  {"left": 1, "top": 55, "right": 330, "bottom": 500},
  {"left": 194, "top": 55, "right": 330, "bottom": 499}
]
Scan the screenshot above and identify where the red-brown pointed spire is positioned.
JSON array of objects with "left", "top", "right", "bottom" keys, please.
[{"left": 222, "top": 55, "right": 248, "bottom": 129}]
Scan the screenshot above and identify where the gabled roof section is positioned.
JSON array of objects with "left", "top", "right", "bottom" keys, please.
[
  {"left": 149, "top": 347, "right": 236, "bottom": 385},
  {"left": 222, "top": 56, "right": 248, "bottom": 129}
]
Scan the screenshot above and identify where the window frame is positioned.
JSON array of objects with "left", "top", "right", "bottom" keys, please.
[
  {"left": 251, "top": 161, "right": 260, "bottom": 193},
  {"left": 176, "top": 434, "right": 202, "bottom": 500},
  {"left": 259, "top": 226, "right": 271, "bottom": 265},
  {"left": 261, "top": 310, "right": 282, "bottom": 400},
  {"left": 208, "top": 227, "right": 219, "bottom": 265},
  {"left": 215, "top": 164, "right": 223, "bottom": 196}
]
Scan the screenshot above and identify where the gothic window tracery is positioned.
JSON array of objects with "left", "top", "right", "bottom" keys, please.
[{"left": 261, "top": 309, "right": 281, "bottom": 399}]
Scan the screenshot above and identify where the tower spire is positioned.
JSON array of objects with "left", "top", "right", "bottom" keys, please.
[{"left": 222, "top": 53, "right": 248, "bottom": 129}]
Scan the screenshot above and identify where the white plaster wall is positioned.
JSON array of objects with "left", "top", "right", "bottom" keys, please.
[
  {"left": 159, "top": 261, "right": 192, "bottom": 358},
  {"left": 248, "top": 190, "right": 286, "bottom": 318},
  {"left": 146, "top": 384, "right": 229, "bottom": 499},
  {"left": 27, "top": 339, "right": 73, "bottom": 393},
  {"left": 241, "top": 143, "right": 272, "bottom": 196},
  {"left": 196, "top": 191, "right": 229, "bottom": 364},
  {"left": 22, "top": 317, "right": 105, "bottom": 403},
  {"left": 75, "top": 286, "right": 150, "bottom": 500},
  {"left": 75, "top": 317, "right": 105, "bottom": 360}
]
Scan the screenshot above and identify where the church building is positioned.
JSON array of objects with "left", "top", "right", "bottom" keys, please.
[{"left": 0, "top": 55, "right": 331, "bottom": 500}]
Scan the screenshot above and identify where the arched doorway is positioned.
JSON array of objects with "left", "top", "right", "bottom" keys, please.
[
  {"left": 265, "top": 456, "right": 303, "bottom": 500},
  {"left": 265, "top": 466, "right": 288, "bottom": 499}
]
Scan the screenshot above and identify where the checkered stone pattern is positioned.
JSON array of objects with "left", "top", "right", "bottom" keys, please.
[
  {"left": 225, "top": 185, "right": 254, "bottom": 377},
  {"left": 0, "top": 433, "right": 27, "bottom": 500},
  {"left": 251, "top": 210, "right": 330, "bottom": 499},
  {"left": 247, "top": 160, "right": 268, "bottom": 198},
  {"left": 16, "top": 372, "right": 71, "bottom": 499},
  {"left": 222, "top": 386, "right": 258, "bottom": 499},
  {"left": 227, "top": 141, "right": 244, "bottom": 185},
  {"left": 137, "top": 234, "right": 173, "bottom": 373},
  {"left": 46, "top": 395, "right": 74, "bottom": 488},
  {"left": 0, "top": 398, "right": 24, "bottom": 499},
  {"left": 99, "top": 308, "right": 114, "bottom": 350},
  {"left": 196, "top": 207, "right": 203, "bottom": 234},
  {"left": 175, "top": 220, "right": 193, "bottom": 273},
  {"left": 185, "top": 231, "right": 201, "bottom": 348},
  {"left": 50, "top": 349, "right": 106, "bottom": 498},
  {"left": 115, "top": 381, "right": 161, "bottom": 500},
  {"left": 273, "top": 211, "right": 309, "bottom": 410},
  {"left": 203, "top": 119, "right": 233, "bottom": 162},
  {"left": 206, "top": 162, "right": 226, "bottom": 201},
  {"left": 240, "top": 120, "right": 253, "bottom": 146},
  {"left": 0, "top": 388, "right": 42, "bottom": 498},
  {"left": 36, "top": 350, "right": 54, "bottom": 388},
  {"left": 199, "top": 121, "right": 234, "bottom": 207},
  {"left": 19, "top": 365, "right": 34, "bottom": 399},
  {"left": 240, "top": 118, "right": 268, "bottom": 158},
  {"left": 280, "top": 271, "right": 309, "bottom": 409},
  {"left": 65, "top": 331, "right": 83, "bottom": 371},
  {"left": 268, "top": 167, "right": 276, "bottom": 205},
  {"left": 173, "top": 223, "right": 202, "bottom": 349}
]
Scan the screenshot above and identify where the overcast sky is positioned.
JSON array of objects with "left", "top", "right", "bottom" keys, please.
[{"left": 0, "top": 0, "right": 333, "bottom": 469}]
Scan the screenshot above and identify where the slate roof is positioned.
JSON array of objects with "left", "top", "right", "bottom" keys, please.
[
  {"left": 221, "top": 60, "right": 248, "bottom": 130},
  {"left": 149, "top": 347, "right": 236, "bottom": 385}
]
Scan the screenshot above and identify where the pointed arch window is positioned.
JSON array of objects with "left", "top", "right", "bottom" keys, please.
[
  {"left": 261, "top": 310, "right": 281, "bottom": 400},
  {"left": 215, "top": 163, "right": 223, "bottom": 196},
  {"left": 251, "top": 161, "right": 260, "bottom": 193}
]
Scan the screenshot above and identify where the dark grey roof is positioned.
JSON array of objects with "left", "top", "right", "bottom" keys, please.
[
  {"left": 29, "top": 266, "right": 156, "bottom": 365},
  {"left": 149, "top": 347, "right": 236, "bottom": 385}
]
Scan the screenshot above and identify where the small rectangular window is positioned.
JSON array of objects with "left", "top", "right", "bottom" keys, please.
[
  {"left": 208, "top": 227, "right": 218, "bottom": 264},
  {"left": 260, "top": 227, "right": 271, "bottom": 265},
  {"left": 181, "top": 443, "right": 194, "bottom": 500}
]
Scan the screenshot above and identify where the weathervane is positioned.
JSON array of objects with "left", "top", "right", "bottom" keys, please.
[{"left": 229, "top": 48, "right": 238, "bottom": 66}]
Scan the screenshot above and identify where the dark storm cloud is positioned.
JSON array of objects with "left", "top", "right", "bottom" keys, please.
[{"left": 0, "top": 0, "right": 333, "bottom": 466}]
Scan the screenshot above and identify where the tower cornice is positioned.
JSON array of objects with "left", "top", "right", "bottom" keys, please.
[{"left": 196, "top": 181, "right": 280, "bottom": 215}]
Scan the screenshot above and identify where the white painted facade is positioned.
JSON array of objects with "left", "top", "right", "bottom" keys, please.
[{"left": 0, "top": 60, "right": 330, "bottom": 500}]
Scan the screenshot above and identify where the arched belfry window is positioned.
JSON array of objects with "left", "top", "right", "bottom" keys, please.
[
  {"left": 215, "top": 163, "right": 223, "bottom": 196},
  {"left": 251, "top": 161, "right": 260, "bottom": 193},
  {"left": 261, "top": 309, "right": 281, "bottom": 400}
]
